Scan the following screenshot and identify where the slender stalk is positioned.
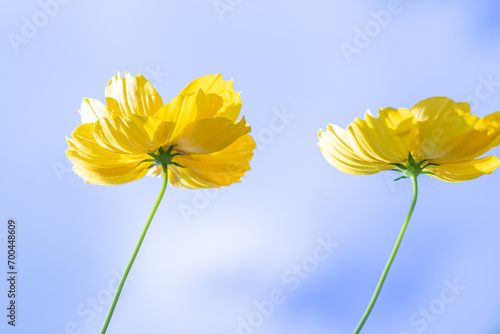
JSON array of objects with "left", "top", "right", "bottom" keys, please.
[
  {"left": 353, "top": 176, "right": 418, "bottom": 334},
  {"left": 100, "top": 169, "right": 169, "bottom": 334}
]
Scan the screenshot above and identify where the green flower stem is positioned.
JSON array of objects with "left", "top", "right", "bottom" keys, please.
[
  {"left": 100, "top": 167, "right": 169, "bottom": 334},
  {"left": 353, "top": 176, "right": 418, "bottom": 334}
]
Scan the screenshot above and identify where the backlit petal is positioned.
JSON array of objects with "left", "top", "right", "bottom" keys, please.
[
  {"left": 347, "top": 108, "right": 416, "bottom": 163},
  {"left": 179, "top": 74, "right": 241, "bottom": 121},
  {"left": 79, "top": 98, "right": 112, "bottom": 124},
  {"left": 174, "top": 117, "right": 250, "bottom": 155},
  {"left": 154, "top": 90, "right": 223, "bottom": 138},
  {"left": 426, "top": 156, "right": 500, "bottom": 182},
  {"left": 429, "top": 118, "right": 500, "bottom": 163},
  {"left": 318, "top": 125, "right": 390, "bottom": 175},
  {"left": 66, "top": 123, "right": 149, "bottom": 185},
  {"left": 167, "top": 134, "right": 256, "bottom": 188},
  {"left": 93, "top": 114, "right": 174, "bottom": 154},
  {"left": 483, "top": 111, "right": 500, "bottom": 149},
  {"left": 409, "top": 97, "right": 487, "bottom": 160},
  {"left": 105, "top": 72, "right": 163, "bottom": 117}
]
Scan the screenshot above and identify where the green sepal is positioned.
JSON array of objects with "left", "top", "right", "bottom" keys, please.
[
  {"left": 418, "top": 160, "right": 428, "bottom": 167},
  {"left": 170, "top": 162, "right": 186, "bottom": 168},
  {"left": 390, "top": 163, "right": 406, "bottom": 170},
  {"left": 137, "top": 159, "right": 156, "bottom": 166},
  {"left": 141, "top": 145, "right": 185, "bottom": 170},
  {"left": 165, "top": 145, "right": 175, "bottom": 155},
  {"left": 421, "top": 162, "right": 439, "bottom": 170},
  {"left": 407, "top": 153, "right": 415, "bottom": 166}
]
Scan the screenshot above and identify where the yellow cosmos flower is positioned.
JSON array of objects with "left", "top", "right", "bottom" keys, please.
[
  {"left": 318, "top": 96, "right": 500, "bottom": 334},
  {"left": 67, "top": 73, "right": 256, "bottom": 334},
  {"left": 318, "top": 96, "right": 500, "bottom": 182},
  {"left": 66, "top": 72, "right": 256, "bottom": 187}
]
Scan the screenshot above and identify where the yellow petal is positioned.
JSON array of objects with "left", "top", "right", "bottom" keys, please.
[
  {"left": 426, "top": 156, "right": 500, "bottom": 182},
  {"left": 174, "top": 117, "right": 250, "bottom": 155},
  {"left": 167, "top": 134, "right": 256, "bottom": 188},
  {"left": 410, "top": 96, "right": 469, "bottom": 124},
  {"left": 350, "top": 108, "right": 416, "bottom": 163},
  {"left": 178, "top": 74, "right": 241, "bottom": 121},
  {"left": 146, "top": 165, "right": 164, "bottom": 178},
  {"left": 409, "top": 97, "right": 491, "bottom": 161},
  {"left": 429, "top": 118, "right": 499, "bottom": 163},
  {"left": 342, "top": 107, "right": 415, "bottom": 165},
  {"left": 318, "top": 125, "right": 390, "bottom": 175},
  {"left": 154, "top": 90, "right": 223, "bottom": 138},
  {"left": 105, "top": 72, "right": 163, "bottom": 117},
  {"left": 93, "top": 114, "right": 174, "bottom": 154},
  {"left": 66, "top": 123, "right": 149, "bottom": 185},
  {"left": 485, "top": 111, "right": 500, "bottom": 133},
  {"left": 79, "top": 98, "right": 112, "bottom": 124},
  {"left": 483, "top": 111, "right": 500, "bottom": 149}
]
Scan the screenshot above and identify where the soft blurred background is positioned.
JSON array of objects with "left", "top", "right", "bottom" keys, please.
[{"left": 1, "top": 0, "right": 500, "bottom": 333}]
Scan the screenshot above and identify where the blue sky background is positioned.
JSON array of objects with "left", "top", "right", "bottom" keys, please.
[{"left": 1, "top": 0, "right": 500, "bottom": 333}]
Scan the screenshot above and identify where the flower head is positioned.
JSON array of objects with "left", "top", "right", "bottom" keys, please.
[
  {"left": 66, "top": 72, "right": 256, "bottom": 187},
  {"left": 318, "top": 97, "right": 500, "bottom": 181}
]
